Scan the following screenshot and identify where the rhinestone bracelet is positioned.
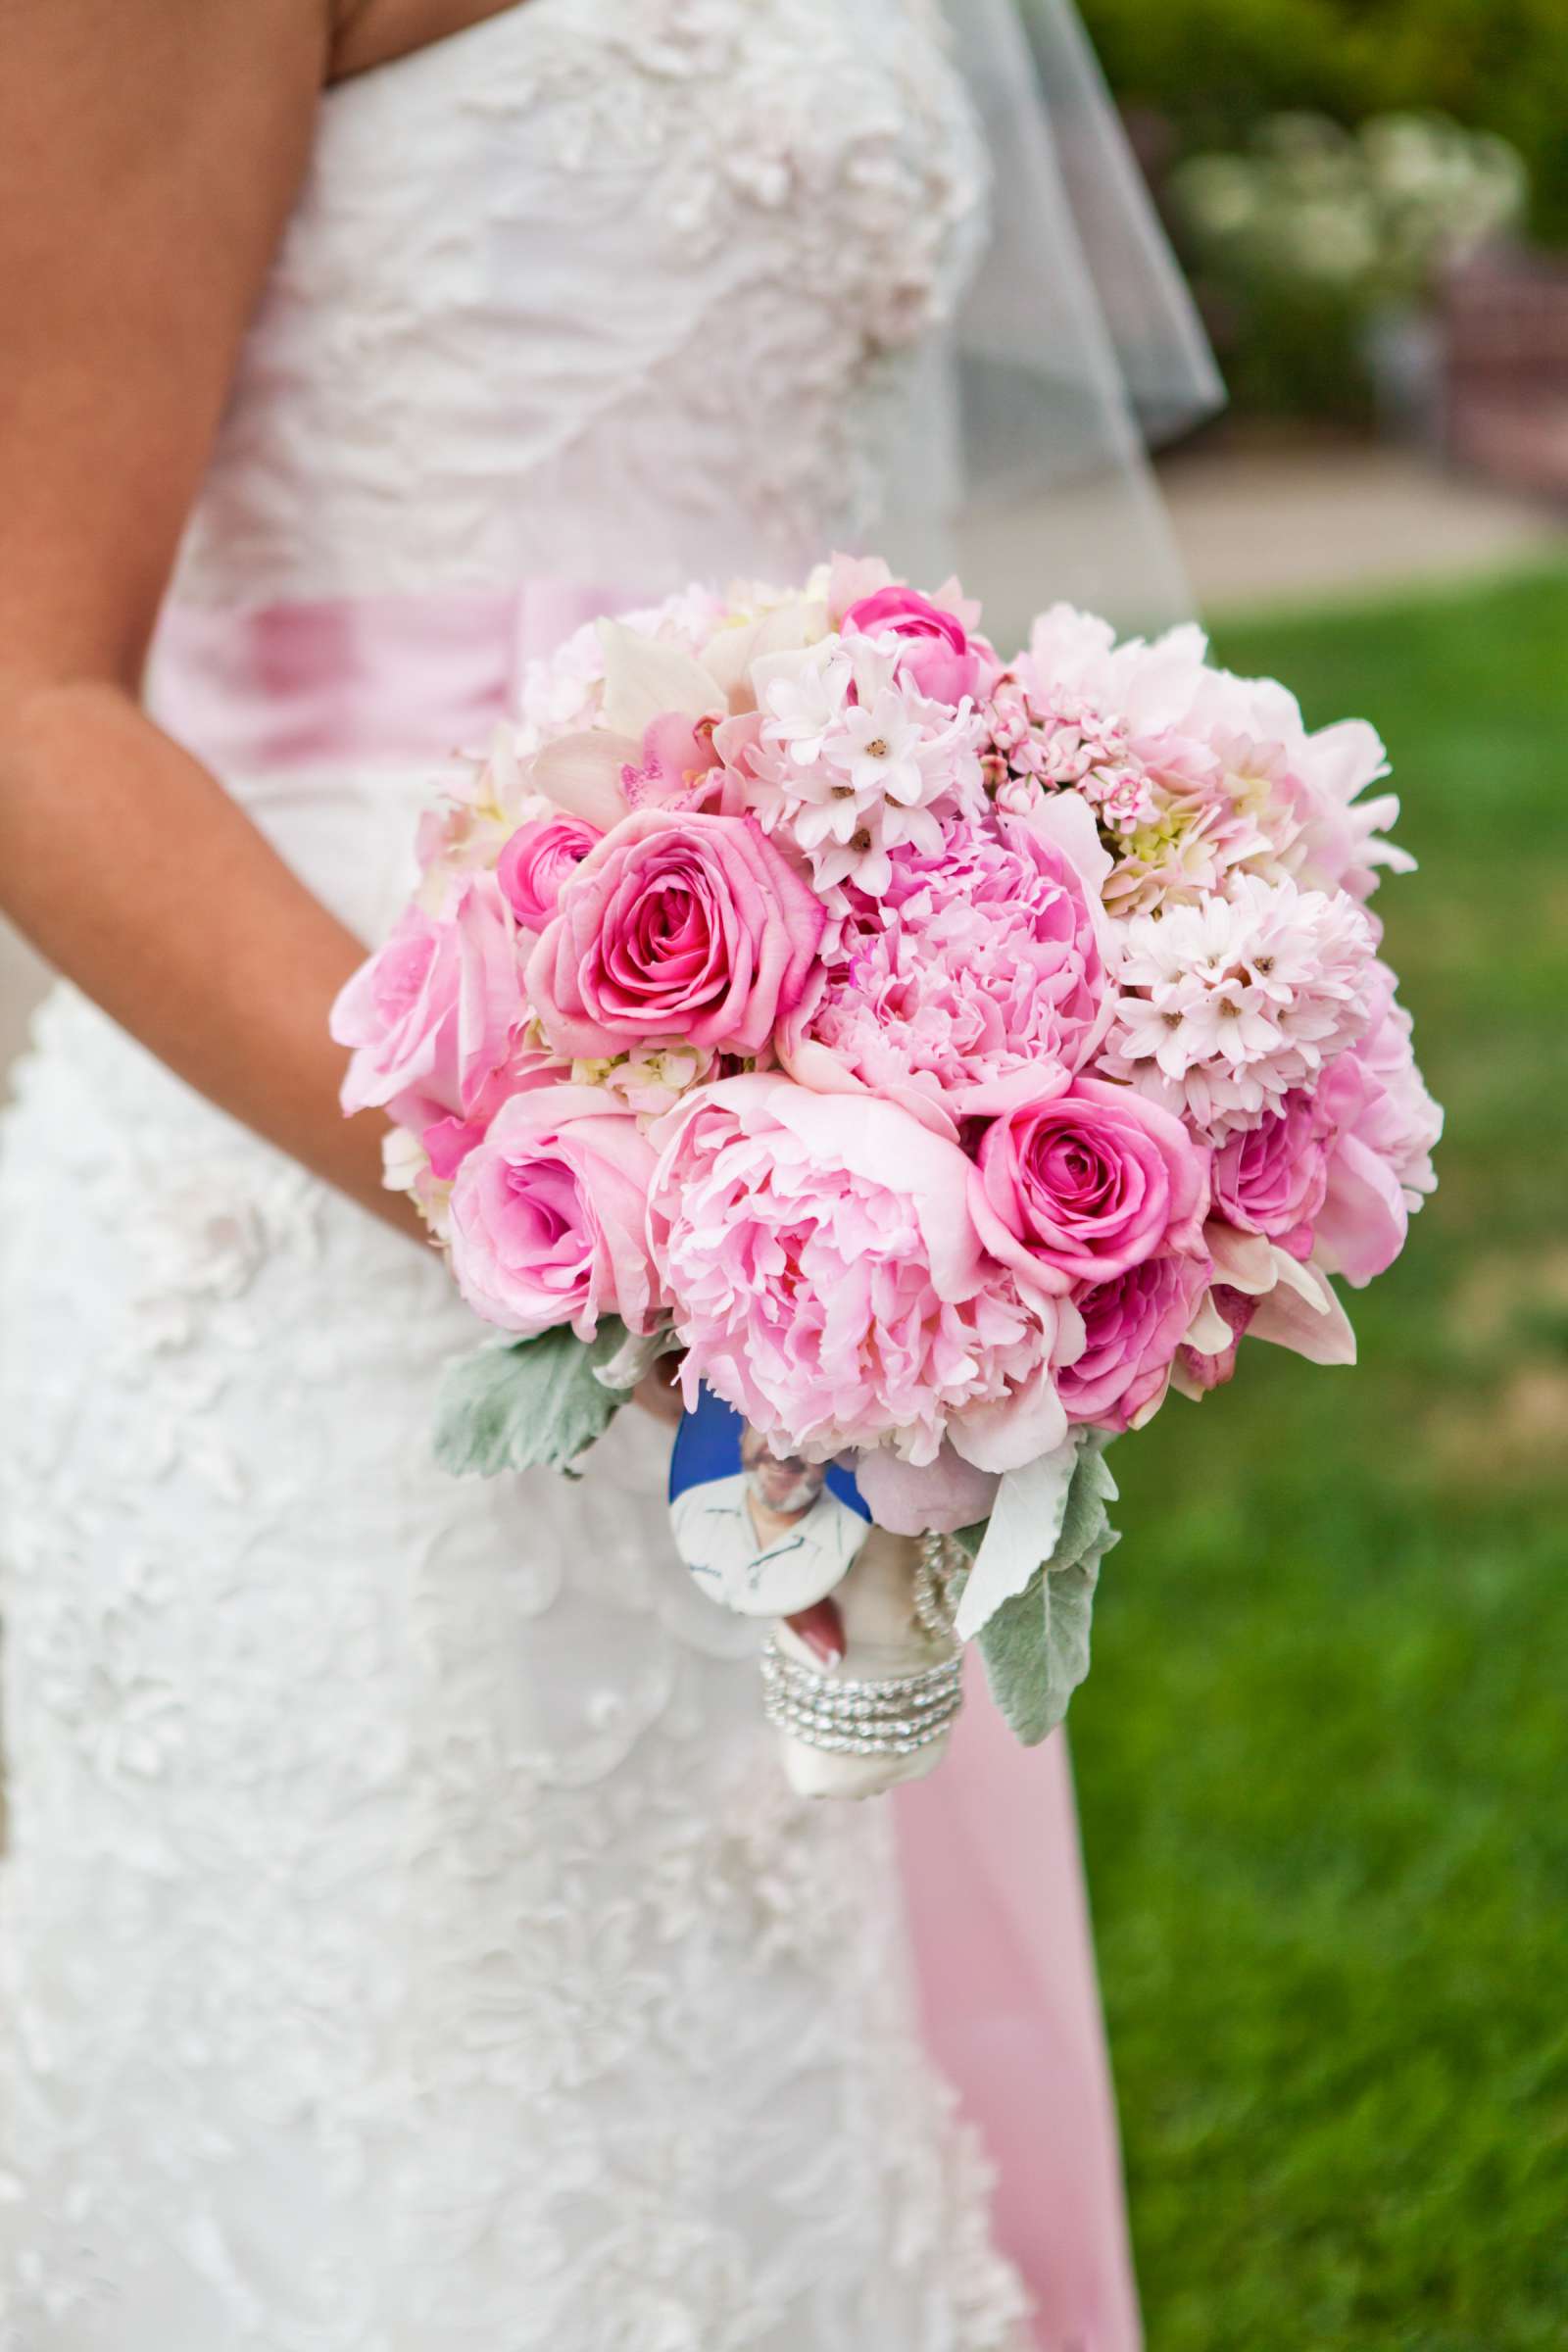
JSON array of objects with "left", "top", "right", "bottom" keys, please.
[{"left": 761, "top": 1636, "right": 962, "bottom": 1758}]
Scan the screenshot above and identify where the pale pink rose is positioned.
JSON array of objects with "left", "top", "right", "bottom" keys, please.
[
  {"left": 525, "top": 808, "right": 824, "bottom": 1060},
  {"left": 842, "top": 585, "right": 997, "bottom": 707},
  {"left": 1314, "top": 969, "right": 1442, "bottom": 1286},
  {"left": 975, "top": 1077, "right": 1209, "bottom": 1296},
  {"left": 421, "top": 1040, "right": 562, "bottom": 1180},
  {"left": 1058, "top": 1252, "right": 1211, "bottom": 1433},
  {"left": 1211, "top": 1086, "right": 1337, "bottom": 1259},
  {"left": 446, "top": 1085, "right": 666, "bottom": 1341},
  {"left": 779, "top": 815, "right": 1111, "bottom": 1132},
  {"left": 650, "top": 1075, "right": 1068, "bottom": 1468},
  {"left": 497, "top": 814, "right": 603, "bottom": 929},
  {"left": 331, "top": 874, "right": 523, "bottom": 1129}
]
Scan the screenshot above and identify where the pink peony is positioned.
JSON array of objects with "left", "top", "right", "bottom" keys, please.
[
  {"left": 446, "top": 1086, "right": 666, "bottom": 1341},
  {"left": 779, "top": 815, "right": 1111, "bottom": 1131},
  {"left": 649, "top": 1075, "right": 1073, "bottom": 1470},
  {"left": 1057, "top": 1252, "right": 1210, "bottom": 1433},
  {"left": 497, "top": 814, "right": 603, "bottom": 930},
  {"left": 1313, "top": 969, "right": 1442, "bottom": 1286},
  {"left": 841, "top": 585, "right": 994, "bottom": 707},
  {"left": 525, "top": 808, "right": 824, "bottom": 1060},
  {"left": 331, "top": 874, "right": 523, "bottom": 1130},
  {"left": 1211, "top": 1086, "right": 1337, "bottom": 1259},
  {"left": 975, "top": 1077, "right": 1209, "bottom": 1295}
]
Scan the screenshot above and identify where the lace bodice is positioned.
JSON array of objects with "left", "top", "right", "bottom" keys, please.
[{"left": 172, "top": 0, "right": 987, "bottom": 609}]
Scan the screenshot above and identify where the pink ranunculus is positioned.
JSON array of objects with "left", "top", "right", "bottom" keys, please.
[
  {"left": 779, "top": 814, "right": 1111, "bottom": 1134},
  {"left": 649, "top": 1075, "right": 1069, "bottom": 1468},
  {"left": 497, "top": 814, "right": 603, "bottom": 930},
  {"left": 331, "top": 874, "right": 522, "bottom": 1129},
  {"left": 1057, "top": 1252, "right": 1211, "bottom": 1434},
  {"left": 445, "top": 1085, "right": 666, "bottom": 1341},
  {"left": 842, "top": 585, "right": 993, "bottom": 708},
  {"left": 975, "top": 1076, "right": 1209, "bottom": 1297},
  {"left": 1211, "top": 1085, "right": 1337, "bottom": 1260},
  {"left": 525, "top": 808, "right": 824, "bottom": 1061}
]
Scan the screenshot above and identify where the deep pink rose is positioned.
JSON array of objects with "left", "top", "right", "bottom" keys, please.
[
  {"left": 525, "top": 808, "right": 824, "bottom": 1060},
  {"left": 1211, "top": 1086, "right": 1335, "bottom": 1260},
  {"left": 975, "top": 1077, "right": 1209, "bottom": 1296},
  {"left": 331, "top": 874, "right": 522, "bottom": 1128},
  {"left": 497, "top": 815, "right": 602, "bottom": 929},
  {"left": 842, "top": 586, "right": 994, "bottom": 707},
  {"left": 446, "top": 1085, "right": 666, "bottom": 1341},
  {"left": 1057, "top": 1253, "right": 1210, "bottom": 1434}
]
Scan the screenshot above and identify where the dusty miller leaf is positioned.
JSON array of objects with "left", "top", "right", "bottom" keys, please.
[
  {"left": 434, "top": 1318, "right": 637, "bottom": 1479},
  {"left": 970, "top": 1437, "right": 1121, "bottom": 1743}
]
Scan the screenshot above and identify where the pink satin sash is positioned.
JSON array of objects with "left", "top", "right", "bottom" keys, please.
[{"left": 150, "top": 586, "right": 1142, "bottom": 2350}]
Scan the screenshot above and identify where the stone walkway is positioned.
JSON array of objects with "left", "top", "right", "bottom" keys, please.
[
  {"left": 1158, "top": 444, "right": 1566, "bottom": 615},
  {"left": 3, "top": 451, "right": 1564, "bottom": 1085}
]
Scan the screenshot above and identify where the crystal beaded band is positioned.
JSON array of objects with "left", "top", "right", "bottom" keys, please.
[{"left": 760, "top": 1636, "right": 963, "bottom": 1757}]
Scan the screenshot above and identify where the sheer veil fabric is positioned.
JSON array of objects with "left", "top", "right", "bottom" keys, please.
[{"left": 0, "top": 3, "right": 1216, "bottom": 2344}]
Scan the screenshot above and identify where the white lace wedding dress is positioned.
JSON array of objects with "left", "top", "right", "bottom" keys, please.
[{"left": 0, "top": 6, "right": 1078, "bottom": 2343}]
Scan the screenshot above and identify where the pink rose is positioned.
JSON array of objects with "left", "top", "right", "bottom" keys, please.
[
  {"left": 525, "top": 808, "right": 824, "bottom": 1060},
  {"left": 1211, "top": 1087, "right": 1335, "bottom": 1260},
  {"left": 1057, "top": 1253, "right": 1210, "bottom": 1434},
  {"left": 650, "top": 1074, "right": 1070, "bottom": 1469},
  {"left": 975, "top": 1077, "right": 1209, "bottom": 1296},
  {"left": 446, "top": 1085, "right": 666, "bottom": 1341},
  {"left": 497, "top": 815, "right": 603, "bottom": 929},
  {"left": 842, "top": 586, "right": 994, "bottom": 708},
  {"left": 331, "top": 874, "right": 522, "bottom": 1129}
]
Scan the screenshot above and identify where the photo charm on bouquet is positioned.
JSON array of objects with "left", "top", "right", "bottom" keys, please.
[
  {"left": 667, "top": 1386, "right": 872, "bottom": 1620},
  {"left": 334, "top": 553, "right": 1444, "bottom": 1797}
]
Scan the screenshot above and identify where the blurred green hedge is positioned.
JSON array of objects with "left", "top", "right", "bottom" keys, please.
[{"left": 1076, "top": 0, "right": 1568, "bottom": 244}]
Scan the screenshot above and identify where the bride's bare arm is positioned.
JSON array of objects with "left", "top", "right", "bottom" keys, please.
[{"left": 0, "top": 0, "right": 419, "bottom": 1235}]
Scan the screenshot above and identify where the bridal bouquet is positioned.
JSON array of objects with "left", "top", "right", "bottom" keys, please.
[{"left": 332, "top": 559, "right": 1440, "bottom": 1764}]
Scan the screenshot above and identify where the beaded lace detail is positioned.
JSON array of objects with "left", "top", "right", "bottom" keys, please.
[{"left": 172, "top": 0, "right": 988, "bottom": 605}]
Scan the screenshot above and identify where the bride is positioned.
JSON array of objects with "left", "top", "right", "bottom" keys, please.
[{"left": 0, "top": 1, "right": 1215, "bottom": 2342}]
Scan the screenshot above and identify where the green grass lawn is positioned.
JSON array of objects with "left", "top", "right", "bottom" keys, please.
[{"left": 1069, "top": 565, "right": 1568, "bottom": 2349}]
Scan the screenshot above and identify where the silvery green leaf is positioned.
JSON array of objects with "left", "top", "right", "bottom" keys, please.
[
  {"left": 965, "top": 1435, "right": 1121, "bottom": 1742},
  {"left": 434, "top": 1318, "right": 637, "bottom": 1479},
  {"left": 953, "top": 1435, "right": 1082, "bottom": 1641},
  {"left": 976, "top": 1538, "right": 1115, "bottom": 1744}
]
